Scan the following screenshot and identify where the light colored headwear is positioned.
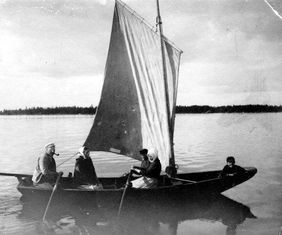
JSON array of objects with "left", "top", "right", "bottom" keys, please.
[
  {"left": 148, "top": 148, "right": 158, "bottom": 162},
  {"left": 45, "top": 142, "right": 55, "bottom": 149},
  {"left": 78, "top": 146, "right": 86, "bottom": 157}
]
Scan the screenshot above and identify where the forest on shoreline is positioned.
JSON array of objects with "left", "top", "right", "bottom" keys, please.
[{"left": 0, "top": 105, "right": 281, "bottom": 115}]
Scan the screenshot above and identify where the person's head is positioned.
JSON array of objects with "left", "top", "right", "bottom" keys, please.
[
  {"left": 226, "top": 156, "right": 235, "bottom": 167},
  {"left": 148, "top": 148, "right": 158, "bottom": 163},
  {"left": 45, "top": 143, "right": 55, "bottom": 156},
  {"left": 139, "top": 148, "right": 148, "bottom": 160},
  {"left": 79, "top": 146, "right": 90, "bottom": 158}
]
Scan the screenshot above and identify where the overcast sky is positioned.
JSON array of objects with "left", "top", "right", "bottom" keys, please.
[{"left": 0, "top": 0, "right": 281, "bottom": 110}]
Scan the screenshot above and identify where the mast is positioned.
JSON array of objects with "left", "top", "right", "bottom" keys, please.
[{"left": 156, "top": 0, "right": 176, "bottom": 176}]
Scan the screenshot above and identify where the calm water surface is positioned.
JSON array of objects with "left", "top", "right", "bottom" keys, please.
[{"left": 0, "top": 113, "right": 281, "bottom": 235}]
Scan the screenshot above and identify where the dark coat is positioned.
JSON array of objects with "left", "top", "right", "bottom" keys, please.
[
  {"left": 221, "top": 164, "right": 246, "bottom": 177},
  {"left": 74, "top": 155, "right": 98, "bottom": 185},
  {"left": 142, "top": 158, "right": 162, "bottom": 179},
  {"left": 141, "top": 159, "right": 150, "bottom": 169}
]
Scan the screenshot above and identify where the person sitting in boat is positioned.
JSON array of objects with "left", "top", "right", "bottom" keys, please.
[
  {"left": 220, "top": 156, "right": 246, "bottom": 178},
  {"left": 74, "top": 146, "right": 103, "bottom": 190},
  {"left": 32, "top": 142, "right": 62, "bottom": 186},
  {"left": 140, "top": 148, "right": 150, "bottom": 169},
  {"left": 131, "top": 148, "right": 150, "bottom": 175},
  {"left": 131, "top": 148, "right": 161, "bottom": 189}
]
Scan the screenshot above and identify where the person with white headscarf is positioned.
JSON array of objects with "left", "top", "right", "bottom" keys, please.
[
  {"left": 74, "top": 146, "right": 102, "bottom": 190},
  {"left": 32, "top": 142, "right": 62, "bottom": 186},
  {"left": 131, "top": 148, "right": 162, "bottom": 189}
]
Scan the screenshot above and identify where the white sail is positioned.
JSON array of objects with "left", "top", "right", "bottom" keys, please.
[{"left": 84, "top": 0, "right": 182, "bottom": 170}]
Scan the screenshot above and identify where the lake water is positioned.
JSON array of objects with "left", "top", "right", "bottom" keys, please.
[{"left": 0, "top": 113, "right": 281, "bottom": 235}]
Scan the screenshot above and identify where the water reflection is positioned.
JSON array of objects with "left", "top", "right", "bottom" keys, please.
[{"left": 18, "top": 193, "right": 256, "bottom": 235}]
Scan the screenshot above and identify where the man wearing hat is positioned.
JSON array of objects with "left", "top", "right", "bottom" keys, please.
[
  {"left": 131, "top": 148, "right": 150, "bottom": 175},
  {"left": 32, "top": 143, "right": 62, "bottom": 185},
  {"left": 140, "top": 148, "right": 150, "bottom": 169}
]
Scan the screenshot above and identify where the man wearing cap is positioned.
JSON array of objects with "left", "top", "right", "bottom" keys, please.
[
  {"left": 131, "top": 149, "right": 150, "bottom": 175},
  {"left": 32, "top": 143, "right": 61, "bottom": 185}
]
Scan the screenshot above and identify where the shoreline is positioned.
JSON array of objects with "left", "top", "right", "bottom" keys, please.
[{"left": 0, "top": 105, "right": 281, "bottom": 115}]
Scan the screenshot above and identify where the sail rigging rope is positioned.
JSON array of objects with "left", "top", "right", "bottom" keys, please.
[{"left": 57, "top": 152, "right": 79, "bottom": 168}]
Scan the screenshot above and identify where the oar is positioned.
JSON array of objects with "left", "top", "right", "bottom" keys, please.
[
  {"left": 42, "top": 172, "right": 63, "bottom": 221},
  {"left": 117, "top": 170, "right": 133, "bottom": 218},
  {"left": 168, "top": 176, "right": 197, "bottom": 184},
  {"left": 0, "top": 172, "right": 32, "bottom": 178}
]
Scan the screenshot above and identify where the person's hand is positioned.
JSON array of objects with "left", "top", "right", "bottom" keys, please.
[{"left": 135, "top": 168, "right": 141, "bottom": 174}]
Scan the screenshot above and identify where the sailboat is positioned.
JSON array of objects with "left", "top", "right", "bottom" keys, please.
[{"left": 1, "top": 0, "right": 256, "bottom": 203}]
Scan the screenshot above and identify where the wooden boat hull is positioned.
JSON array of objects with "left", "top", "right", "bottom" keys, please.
[{"left": 16, "top": 167, "right": 257, "bottom": 205}]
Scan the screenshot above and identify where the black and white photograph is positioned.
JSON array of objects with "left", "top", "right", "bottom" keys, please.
[{"left": 0, "top": 0, "right": 281, "bottom": 234}]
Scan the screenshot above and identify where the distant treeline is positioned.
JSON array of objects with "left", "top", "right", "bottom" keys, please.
[
  {"left": 175, "top": 105, "right": 282, "bottom": 113},
  {"left": 0, "top": 106, "right": 97, "bottom": 115},
  {"left": 0, "top": 105, "right": 281, "bottom": 115}
]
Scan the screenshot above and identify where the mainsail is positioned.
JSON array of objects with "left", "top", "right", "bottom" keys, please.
[{"left": 84, "top": 0, "right": 182, "bottom": 170}]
